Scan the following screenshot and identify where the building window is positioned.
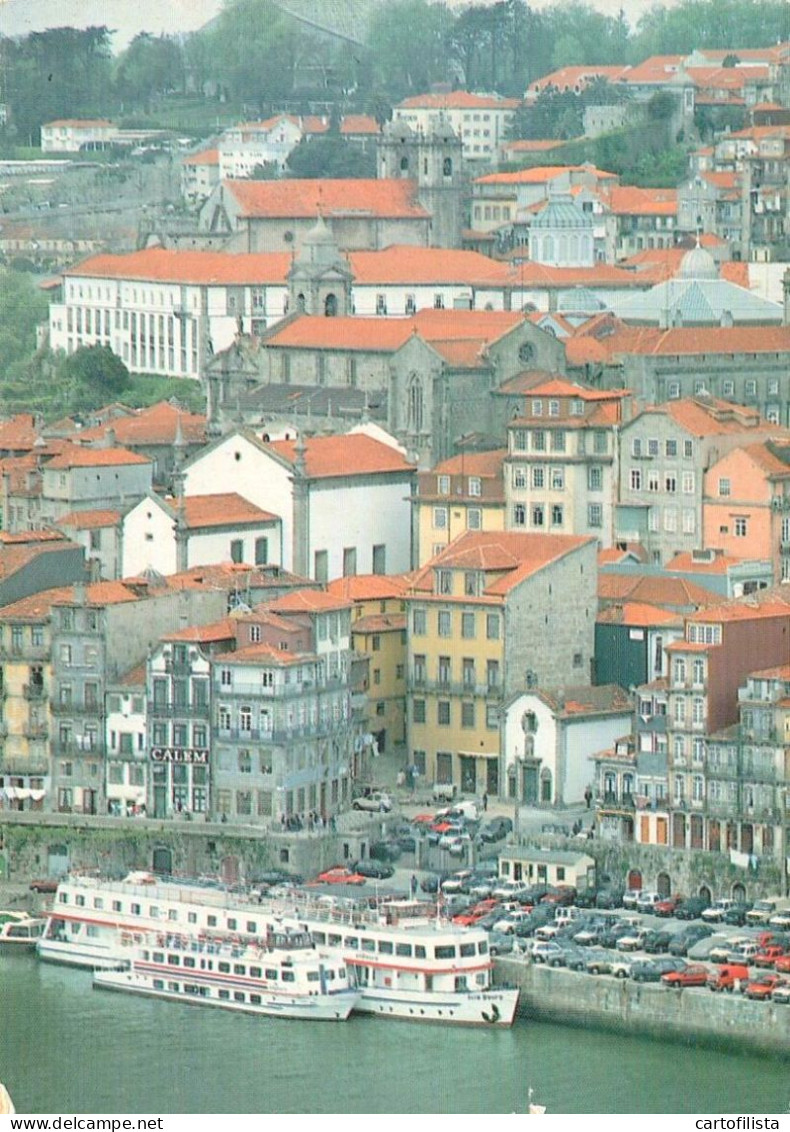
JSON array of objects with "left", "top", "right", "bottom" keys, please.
[
  {"left": 486, "top": 614, "right": 500, "bottom": 640},
  {"left": 467, "top": 508, "right": 482, "bottom": 530},
  {"left": 372, "top": 544, "right": 386, "bottom": 575},
  {"left": 461, "top": 702, "right": 475, "bottom": 728},
  {"left": 437, "top": 570, "right": 452, "bottom": 595},
  {"left": 531, "top": 504, "right": 544, "bottom": 527},
  {"left": 550, "top": 467, "right": 564, "bottom": 491},
  {"left": 468, "top": 477, "right": 481, "bottom": 497},
  {"left": 433, "top": 507, "right": 448, "bottom": 530},
  {"left": 734, "top": 517, "right": 748, "bottom": 538},
  {"left": 413, "top": 699, "right": 426, "bottom": 723},
  {"left": 343, "top": 547, "right": 357, "bottom": 576},
  {"left": 588, "top": 466, "right": 602, "bottom": 491},
  {"left": 551, "top": 504, "right": 563, "bottom": 526},
  {"left": 412, "top": 609, "right": 426, "bottom": 635},
  {"left": 532, "top": 431, "right": 546, "bottom": 452},
  {"left": 254, "top": 538, "right": 268, "bottom": 566},
  {"left": 630, "top": 469, "right": 642, "bottom": 491},
  {"left": 531, "top": 466, "right": 544, "bottom": 489},
  {"left": 718, "top": 478, "right": 731, "bottom": 497},
  {"left": 513, "top": 503, "right": 526, "bottom": 527},
  {"left": 438, "top": 611, "right": 451, "bottom": 637},
  {"left": 230, "top": 539, "right": 244, "bottom": 564},
  {"left": 437, "top": 475, "right": 450, "bottom": 495},
  {"left": 461, "top": 613, "right": 475, "bottom": 639},
  {"left": 438, "top": 701, "right": 450, "bottom": 726},
  {"left": 588, "top": 503, "right": 603, "bottom": 528},
  {"left": 314, "top": 550, "right": 328, "bottom": 583}
]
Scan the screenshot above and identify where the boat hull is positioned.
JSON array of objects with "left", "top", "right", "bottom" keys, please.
[
  {"left": 37, "top": 939, "right": 127, "bottom": 970},
  {"left": 355, "top": 985, "right": 519, "bottom": 1026},
  {"left": 93, "top": 969, "right": 360, "bottom": 1021}
]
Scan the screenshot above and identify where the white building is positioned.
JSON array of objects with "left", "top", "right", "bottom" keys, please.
[
  {"left": 393, "top": 92, "right": 519, "bottom": 165},
  {"left": 41, "top": 119, "right": 118, "bottom": 153},
  {"left": 105, "top": 664, "right": 147, "bottom": 817},
  {"left": 181, "top": 429, "right": 415, "bottom": 581},
  {"left": 121, "top": 492, "right": 282, "bottom": 578},
  {"left": 502, "top": 685, "right": 633, "bottom": 807},
  {"left": 218, "top": 115, "right": 303, "bottom": 179},
  {"left": 181, "top": 147, "right": 221, "bottom": 207},
  {"left": 48, "top": 249, "right": 292, "bottom": 378}
]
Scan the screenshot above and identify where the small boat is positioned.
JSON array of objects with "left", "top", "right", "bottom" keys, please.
[
  {"left": 93, "top": 930, "right": 361, "bottom": 1022},
  {"left": 528, "top": 1087, "right": 546, "bottom": 1115},
  {"left": 0, "top": 912, "right": 46, "bottom": 950},
  {"left": 0, "top": 1082, "right": 14, "bottom": 1114}
]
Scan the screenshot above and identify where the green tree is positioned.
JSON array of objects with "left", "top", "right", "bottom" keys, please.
[
  {"left": 366, "top": 0, "right": 453, "bottom": 100},
  {"left": 286, "top": 137, "right": 376, "bottom": 178},
  {"left": 200, "top": 0, "right": 298, "bottom": 108},
  {"left": 0, "top": 269, "right": 48, "bottom": 379},
  {"left": 56, "top": 346, "right": 131, "bottom": 414},
  {"left": 113, "top": 33, "right": 185, "bottom": 111}
]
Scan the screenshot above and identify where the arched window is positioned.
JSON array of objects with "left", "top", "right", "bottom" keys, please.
[
  {"left": 324, "top": 293, "right": 337, "bottom": 317},
  {"left": 400, "top": 155, "right": 409, "bottom": 173},
  {"left": 443, "top": 156, "right": 453, "bottom": 177},
  {"left": 407, "top": 375, "right": 424, "bottom": 434},
  {"left": 296, "top": 292, "right": 306, "bottom": 312}
]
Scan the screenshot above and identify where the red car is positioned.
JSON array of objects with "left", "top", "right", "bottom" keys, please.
[
  {"left": 661, "top": 965, "right": 709, "bottom": 988},
  {"left": 28, "top": 878, "right": 59, "bottom": 893},
  {"left": 316, "top": 866, "right": 366, "bottom": 886},
  {"left": 453, "top": 899, "right": 497, "bottom": 926},
  {"left": 774, "top": 954, "right": 790, "bottom": 974},
  {"left": 744, "top": 973, "right": 787, "bottom": 1000},
  {"left": 654, "top": 894, "right": 683, "bottom": 917},
  {"left": 753, "top": 946, "right": 786, "bottom": 968}
]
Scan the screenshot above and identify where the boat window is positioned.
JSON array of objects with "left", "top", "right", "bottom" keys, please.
[
  {"left": 207, "top": 915, "right": 217, "bottom": 927},
  {"left": 183, "top": 956, "right": 195, "bottom": 968},
  {"left": 378, "top": 941, "right": 394, "bottom": 955},
  {"left": 435, "top": 945, "right": 456, "bottom": 959},
  {"left": 168, "top": 982, "right": 179, "bottom": 992},
  {"left": 361, "top": 938, "right": 376, "bottom": 953},
  {"left": 227, "top": 919, "right": 237, "bottom": 930},
  {"left": 70, "top": 923, "right": 81, "bottom": 934},
  {"left": 233, "top": 964, "right": 245, "bottom": 975},
  {"left": 246, "top": 922, "right": 257, "bottom": 934},
  {"left": 265, "top": 969, "right": 278, "bottom": 980},
  {"left": 476, "top": 973, "right": 487, "bottom": 986},
  {"left": 112, "top": 901, "right": 122, "bottom": 912},
  {"left": 94, "top": 898, "right": 104, "bottom": 910},
  {"left": 460, "top": 943, "right": 476, "bottom": 957},
  {"left": 168, "top": 910, "right": 178, "bottom": 922},
  {"left": 415, "top": 945, "right": 426, "bottom": 958},
  {"left": 131, "top": 903, "right": 141, "bottom": 915},
  {"left": 185, "top": 984, "right": 199, "bottom": 996},
  {"left": 86, "top": 926, "right": 99, "bottom": 938},
  {"left": 219, "top": 989, "right": 230, "bottom": 1000},
  {"left": 149, "top": 907, "right": 160, "bottom": 918},
  {"left": 339, "top": 968, "right": 346, "bottom": 979},
  {"left": 234, "top": 992, "right": 245, "bottom": 1003},
  {"left": 478, "top": 941, "right": 488, "bottom": 955},
  {"left": 325, "top": 969, "right": 334, "bottom": 980},
  {"left": 344, "top": 937, "right": 359, "bottom": 949},
  {"left": 282, "top": 970, "right": 295, "bottom": 982},
  {"left": 153, "top": 979, "right": 164, "bottom": 990},
  {"left": 218, "top": 962, "right": 230, "bottom": 973},
  {"left": 167, "top": 954, "right": 180, "bottom": 966},
  {"left": 250, "top": 966, "right": 262, "bottom": 978},
  {"left": 313, "top": 932, "right": 327, "bottom": 945},
  {"left": 251, "top": 994, "right": 261, "bottom": 1005},
  {"left": 307, "top": 971, "right": 320, "bottom": 982},
  {"left": 58, "top": 893, "right": 68, "bottom": 904},
  {"left": 187, "top": 913, "right": 197, "bottom": 924},
  {"left": 395, "top": 943, "right": 412, "bottom": 957},
  {"left": 75, "top": 895, "right": 85, "bottom": 907},
  {"left": 142, "top": 950, "right": 150, "bottom": 960},
  {"left": 153, "top": 952, "right": 164, "bottom": 963}
]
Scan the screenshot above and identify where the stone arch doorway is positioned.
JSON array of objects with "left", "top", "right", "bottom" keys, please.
[
  {"left": 656, "top": 871, "right": 671, "bottom": 898},
  {"left": 698, "top": 883, "right": 712, "bottom": 904},
  {"left": 626, "top": 868, "right": 642, "bottom": 891},
  {"left": 221, "top": 855, "right": 240, "bottom": 885},
  {"left": 152, "top": 847, "right": 172, "bottom": 875},
  {"left": 732, "top": 881, "right": 746, "bottom": 902}
]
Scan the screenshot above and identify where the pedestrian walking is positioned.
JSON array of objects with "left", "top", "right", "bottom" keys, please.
[
  {"left": 482, "top": 791, "right": 488, "bottom": 812},
  {"left": 584, "top": 786, "right": 592, "bottom": 810}
]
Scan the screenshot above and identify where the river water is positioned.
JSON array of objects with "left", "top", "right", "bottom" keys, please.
[{"left": 1, "top": 953, "right": 787, "bottom": 1114}]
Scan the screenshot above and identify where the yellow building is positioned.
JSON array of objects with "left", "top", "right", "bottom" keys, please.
[
  {"left": 0, "top": 589, "right": 62, "bottom": 811},
  {"left": 327, "top": 574, "right": 409, "bottom": 755},
  {"left": 406, "top": 530, "right": 597, "bottom": 796},
  {"left": 414, "top": 449, "right": 506, "bottom": 566}
]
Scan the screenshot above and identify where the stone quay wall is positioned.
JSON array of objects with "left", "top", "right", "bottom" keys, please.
[{"left": 494, "top": 958, "right": 790, "bottom": 1056}]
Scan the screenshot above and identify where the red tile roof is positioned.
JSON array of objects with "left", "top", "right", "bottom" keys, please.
[
  {"left": 398, "top": 92, "right": 520, "bottom": 110},
  {"left": 410, "top": 530, "right": 593, "bottom": 597},
  {"left": 162, "top": 617, "right": 237, "bottom": 643},
  {"left": 528, "top": 66, "right": 628, "bottom": 93},
  {"left": 575, "top": 324, "right": 790, "bottom": 360},
  {"left": 177, "top": 493, "right": 279, "bottom": 529},
  {"left": 269, "top": 433, "right": 414, "bottom": 479},
  {"left": 686, "top": 598, "right": 790, "bottom": 624},
  {"left": 327, "top": 574, "right": 410, "bottom": 602},
  {"left": 0, "top": 414, "right": 40, "bottom": 452},
  {"left": 57, "top": 509, "right": 120, "bottom": 529},
  {"left": 475, "top": 165, "right": 617, "bottom": 186},
  {"left": 603, "top": 186, "right": 677, "bottom": 216},
  {"left": 348, "top": 245, "right": 512, "bottom": 286},
  {"left": 75, "top": 402, "right": 206, "bottom": 447},
  {"left": 215, "top": 641, "right": 311, "bottom": 666},
  {"left": 65, "top": 248, "right": 292, "bottom": 285},
  {"left": 45, "top": 445, "right": 151, "bottom": 469},
  {"left": 598, "top": 574, "right": 716, "bottom": 608},
  {"left": 596, "top": 601, "right": 683, "bottom": 627},
  {"left": 182, "top": 148, "right": 219, "bottom": 166},
  {"left": 431, "top": 449, "right": 506, "bottom": 477},
  {"left": 225, "top": 178, "right": 429, "bottom": 220},
  {"left": 666, "top": 551, "right": 741, "bottom": 575},
  {"left": 268, "top": 588, "right": 353, "bottom": 614},
  {"left": 352, "top": 612, "right": 407, "bottom": 634}
]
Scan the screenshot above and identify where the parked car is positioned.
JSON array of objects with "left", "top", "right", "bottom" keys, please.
[
  {"left": 316, "top": 866, "right": 366, "bottom": 886},
  {"left": 643, "top": 929, "right": 676, "bottom": 954},
  {"left": 727, "top": 940, "right": 760, "bottom": 963},
  {"left": 352, "top": 791, "right": 392, "bottom": 813},
  {"left": 668, "top": 925, "right": 713, "bottom": 956},
  {"left": 768, "top": 908, "right": 790, "bottom": 930},
  {"left": 530, "top": 941, "right": 565, "bottom": 964},
  {"left": 352, "top": 860, "right": 394, "bottom": 881},
  {"left": 746, "top": 898, "right": 780, "bottom": 926},
  {"left": 616, "top": 928, "right": 650, "bottom": 953},
  {"left": 723, "top": 903, "right": 753, "bottom": 927},
  {"left": 654, "top": 895, "right": 683, "bottom": 918},
  {"left": 622, "top": 889, "right": 643, "bottom": 910},
  {"left": 586, "top": 950, "right": 621, "bottom": 976},
  {"left": 595, "top": 888, "right": 624, "bottom": 910},
  {"left": 635, "top": 892, "right": 662, "bottom": 913},
  {"left": 492, "top": 880, "right": 531, "bottom": 900},
  {"left": 701, "top": 898, "right": 737, "bottom": 923},
  {"left": 477, "top": 817, "right": 513, "bottom": 843},
  {"left": 631, "top": 958, "right": 687, "bottom": 983},
  {"left": 369, "top": 840, "right": 402, "bottom": 863},
  {"left": 744, "top": 973, "right": 787, "bottom": 1000},
  {"left": 541, "top": 886, "right": 577, "bottom": 906},
  {"left": 674, "top": 896, "right": 711, "bottom": 920},
  {"left": 707, "top": 964, "right": 750, "bottom": 993},
  {"left": 661, "top": 964, "right": 709, "bottom": 988},
  {"left": 753, "top": 945, "right": 787, "bottom": 968},
  {"left": 488, "top": 931, "right": 517, "bottom": 957},
  {"left": 28, "top": 878, "right": 60, "bottom": 893}
]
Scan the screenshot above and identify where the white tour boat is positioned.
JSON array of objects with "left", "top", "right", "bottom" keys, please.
[
  {"left": 93, "top": 928, "right": 360, "bottom": 1021},
  {"left": 0, "top": 911, "right": 46, "bottom": 950},
  {"left": 39, "top": 874, "right": 519, "bottom": 1026}
]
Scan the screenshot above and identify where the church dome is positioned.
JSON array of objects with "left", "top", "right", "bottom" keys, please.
[{"left": 678, "top": 242, "right": 719, "bottom": 280}]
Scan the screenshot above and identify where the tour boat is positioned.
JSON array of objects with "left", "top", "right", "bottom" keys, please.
[
  {"left": 39, "top": 874, "right": 519, "bottom": 1026},
  {"left": 0, "top": 912, "right": 46, "bottom": 950},
  {"left": 93, "top": 929, "right": 360, "bottom": 1021}
]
